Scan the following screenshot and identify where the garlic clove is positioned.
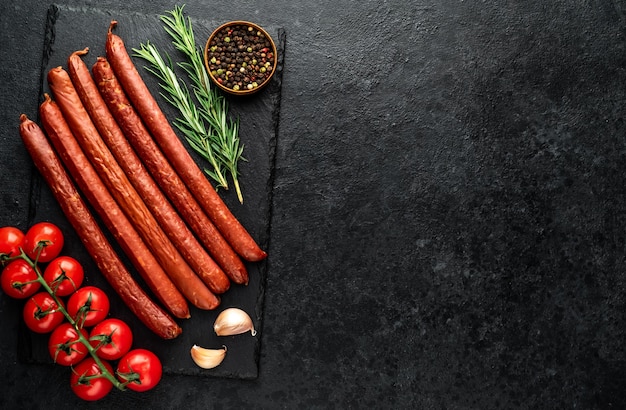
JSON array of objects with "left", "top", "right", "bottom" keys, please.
[
  {"left": 190, "top": 344, "right": 227, "bottom": 369},
  {"left": 213, "top": 307, "right": 257, "bottom": 336}
]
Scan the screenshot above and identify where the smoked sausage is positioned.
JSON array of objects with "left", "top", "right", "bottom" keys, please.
[
  {"left": 46, "top": 66, "right": 221, "bottom": 308},
  {"left": 38, "top": 94, "right": 190, "bottom": 320},
  {"left": 106, "top": 21, "right": 267, "bottom": 262},
  {"left": 92, "top": 56, "right": 249, "bottom": 285},
  {"left": 64, "top": 50, "right": 233, "bottom": 292},
  {"left": 19, "top": 112, "right": 182, "bottom": 339}
]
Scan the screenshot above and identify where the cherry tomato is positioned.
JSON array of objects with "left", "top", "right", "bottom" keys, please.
[
  {"left": 43, "top": 256, "right": 84, "bottom": 297},
  {"left": 48, "top": 322, "right": 89, "bottom": 366},
  {"left": 0, "top": 259, "right": 41, "bottom": 299},
  {"left": 23, "top": 292, "right": 65, "bottom": 333},
  {"left": 23, "top": 222, "right": 64, "bottom": 263},
  {"left": 89, "top": 318, "right": 133, "bottom": 361},
  {"left": 116, "top": 349, "right": 162, "bottom": 392},
  {"left": 0, "top": 226, "right": 25, "bottom": 261},
  {"left": 70, "top": 357, "right": 114, "bottom": 401},
  {"left": 67, "top": 286, "right": 110, "bottom": 328}
]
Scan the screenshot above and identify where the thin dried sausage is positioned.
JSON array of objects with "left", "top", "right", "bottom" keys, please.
[
  {"left": 106, "top": 21, "right": 267, "bottom": 262},
  {"left": 47, "top": 66, "right": 221, "bottom": 308},
  {"left": 66, "top": 49, "right": 232, "bottom": 292},
  {"left": 92, "top": 56, "right": 249, "bottom": 285},
  {"left": 39, "top": 93, "right": 189, "bottom": 320},
  {"left": 19, "top": 112, "right": 181, "bottom": 339}
]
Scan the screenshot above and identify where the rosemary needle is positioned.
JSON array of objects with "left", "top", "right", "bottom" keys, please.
[
  {"left": 161, "top": 5, "right": 245, "bottom": 204},
  {"left": 133, "top": 42, "right": 230, "bottom": 191}
]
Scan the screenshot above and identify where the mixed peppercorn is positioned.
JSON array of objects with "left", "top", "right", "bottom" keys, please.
[{"left": 206, "top": 23, "right": 275, "bottom": 93}]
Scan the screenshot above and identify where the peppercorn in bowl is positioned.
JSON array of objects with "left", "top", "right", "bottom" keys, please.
[{"left": 204, "top": 21, "right": 277, "bottom": 95}]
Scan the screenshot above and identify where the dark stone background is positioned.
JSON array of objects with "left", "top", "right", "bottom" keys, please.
[{"left": 1, "top": 1, "right": 626, "bottom": 408}]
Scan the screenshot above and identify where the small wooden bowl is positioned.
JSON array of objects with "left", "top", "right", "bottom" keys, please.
[{"left": 204, "top": 21, "right": 277, "bottom": 96}]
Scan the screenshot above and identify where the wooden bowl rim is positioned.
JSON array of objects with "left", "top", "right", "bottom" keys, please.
[{"left": 204, "top": 20, "right": 278, "bottom": 96}]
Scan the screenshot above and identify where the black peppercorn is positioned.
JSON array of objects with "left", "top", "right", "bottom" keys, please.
[{"left": 207, "top": 22, "right": 276, "bottom": 93}]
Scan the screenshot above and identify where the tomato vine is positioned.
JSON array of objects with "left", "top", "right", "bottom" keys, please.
[{"left": 0, "top": 223, "right": 162, "bottom": 400}]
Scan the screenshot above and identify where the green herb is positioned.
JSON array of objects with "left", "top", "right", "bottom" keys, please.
[
  {"left": 134, "top": 5, "right": 245, "bottom": 203},
  {"left": 133, "top": 42, "right": 229, "bottom": 191}
]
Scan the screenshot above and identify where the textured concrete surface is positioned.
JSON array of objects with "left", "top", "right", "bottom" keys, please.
[{"left": 2, "top": 0, "right": 626, "bottom": 408}]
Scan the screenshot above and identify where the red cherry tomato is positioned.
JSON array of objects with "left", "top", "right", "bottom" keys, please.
[
  {"left": 116, "top": 349, "right": 162, "bottom": 392},
  {"left": 23, "top": 222, "right": 64, "bottom": 263},
  {"left": 23, "top": 292, "right": 65, "bottom": 333},
  {"left": 70, "top": 357, "right": 114, "bottom": 401},
  {"left": 67, "top": 286, "right": 110, "bottom": 328},
  {"left": 0, "top": 226, "right": 25, "bottom": 261},
  {"left": 0, "top": 259, "right": 41, "bottom": 299},
  {"left": 48, "top": 322, "right": 89, "bottom": 366},
  {"left": 43, "top": 256, "right": 84, "bottom": 297},
  {"left": 89, "top": 318, "right": 133, "bottom": 361}
]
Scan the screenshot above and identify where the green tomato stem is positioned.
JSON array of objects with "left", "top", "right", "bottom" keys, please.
[{"left": 18, "top": 247, "right": 128, "bottom": 391}]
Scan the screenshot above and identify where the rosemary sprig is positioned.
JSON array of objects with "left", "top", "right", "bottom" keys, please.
[
  {"left": 139, "top": 5, "right": 245, "bottom": 203},
  {"left": 133, "top": 42, "right": 229, "bottom": 190},
  {"left": 161, "top": 6, "right": 245, "bottom": 203}
]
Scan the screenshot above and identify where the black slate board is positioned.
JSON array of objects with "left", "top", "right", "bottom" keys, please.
[{"left": 21, "top": 3, "right": 284, "bottom": 380}]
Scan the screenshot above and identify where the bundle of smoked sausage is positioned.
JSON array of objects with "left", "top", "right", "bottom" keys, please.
[{"left": 18, "top": 20, "right": 268, "bottom": 339}]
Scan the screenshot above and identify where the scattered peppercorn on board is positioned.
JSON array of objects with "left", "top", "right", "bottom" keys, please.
[{"left": 20, "top": 4, "right": 284, "bottom": 380}]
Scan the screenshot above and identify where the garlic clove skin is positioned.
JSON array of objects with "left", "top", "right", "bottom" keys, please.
[
  {"left": 190, "top": 345, "right": 227, "bottom": 369},
  {"left": 214, "top": 307, "right": 257, "bottom": 336}
]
